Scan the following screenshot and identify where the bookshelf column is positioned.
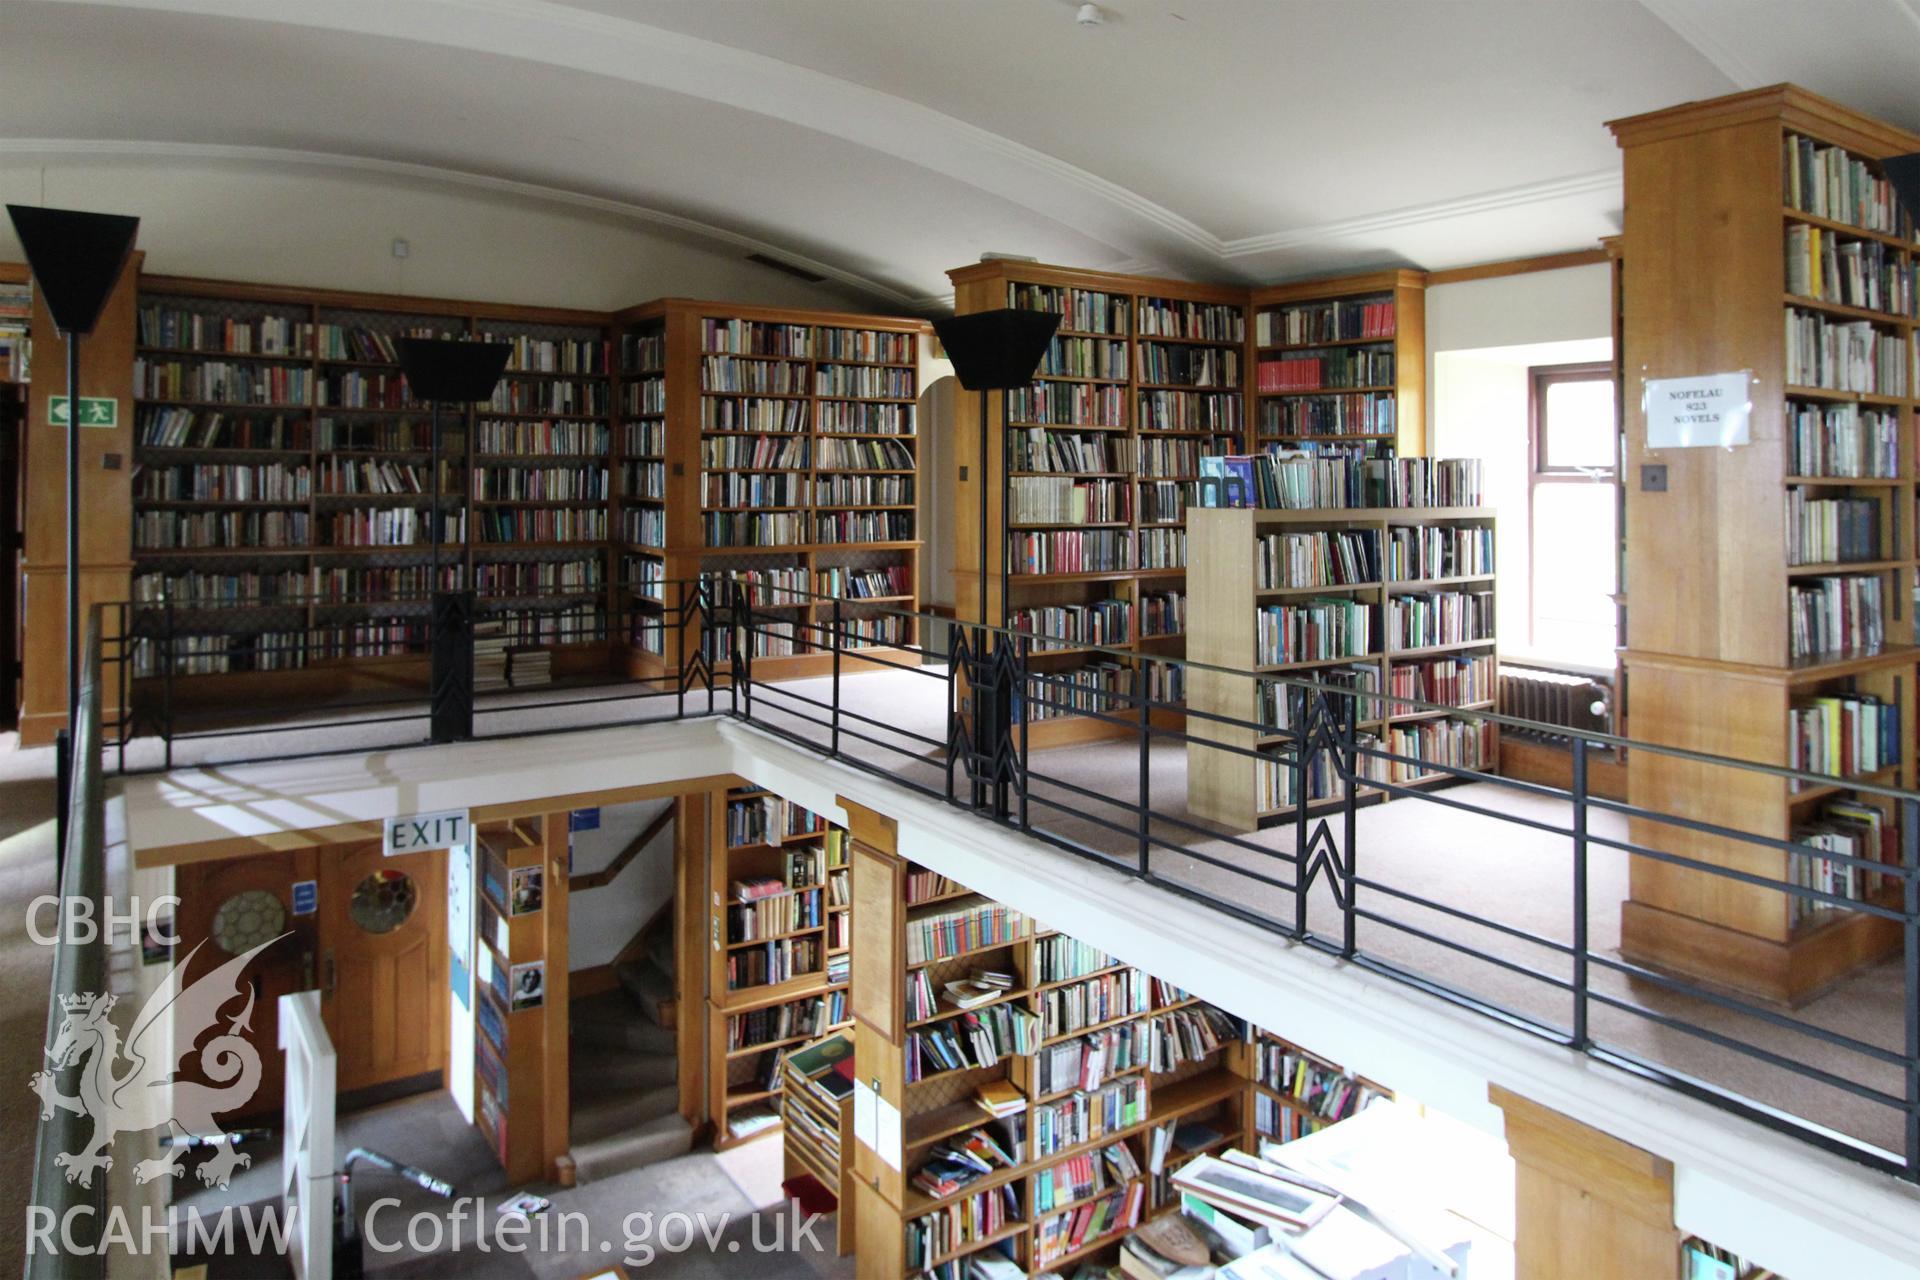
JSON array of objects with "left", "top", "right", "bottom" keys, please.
[
  {"left": 1491, "top": 1086, "right": 1678, "bottom": 1280},
  {"left": 19, "top": 251, "right": 140, "bottom": 744},
  {"left": 1610, "top": 87, "right": 1920, "bottom": 1002}
]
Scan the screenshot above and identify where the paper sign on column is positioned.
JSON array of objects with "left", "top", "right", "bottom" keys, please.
[
  {"left": 1645, "top": 371, "right": 1752, "bottom": 449},
  {"left": 875, "top": 1094, "right": 903, "bottom": 1171},
  {"left": 853, "top": 1079, "right": 878, "bottom": 1152}
]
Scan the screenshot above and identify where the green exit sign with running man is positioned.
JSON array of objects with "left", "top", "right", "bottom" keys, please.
[{"left": 49, "top": 397, "right": 119, "bottom": 429}]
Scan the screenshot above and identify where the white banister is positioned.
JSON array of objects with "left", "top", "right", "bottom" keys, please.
[{"left": 278, "top": 990, "right": 336, "bottom": 1280}]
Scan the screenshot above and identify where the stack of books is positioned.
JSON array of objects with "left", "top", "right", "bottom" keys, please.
[
  {"left": 474, "top": 622, "right": 509, "bottom": 692},
  {"left": 912, "top": 1126, "right": 1020, "bottom": 1199},
  {"left": 509, "top": 647, "right": 551, "bottom": 687},
  {"left": 975, "top": 1079, "right": 1024, "bottom": 1120}
]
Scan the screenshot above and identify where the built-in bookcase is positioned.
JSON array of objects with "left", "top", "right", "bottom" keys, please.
[
  {"left": 1250, "top": 271, "right": 1426, "bottom": 461},
  {"left": 849, "top": 843, "right": 1253, "bottom": 1277},
  {"left": 704, "top": 783, "right": 854, "bottom": 1149},
  {"left": 949, "top": 263, "right": 1257, "bottom": 749},
  {"left": 613, "top": 299, "right": 928, "bottom": 681},
  {"left": 1610, "top": 85, "right": 1920, "bottom": 1002},
  {"left": 129, "top": 277, "right": 615, "bottom": 694},
  {"left": 122, "top": 281, "right": 929, "bottom": 700}
]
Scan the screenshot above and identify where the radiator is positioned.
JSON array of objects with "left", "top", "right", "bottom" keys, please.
[{"left": 1498, "top": 664, "right": 1612, "bottom": 737}]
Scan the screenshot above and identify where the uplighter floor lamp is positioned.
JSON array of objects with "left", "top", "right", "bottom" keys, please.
[
  {"left": 5, "top": 204, "right": 138, "bottom": 847},
  {"left": 392, "top": 336, "right": 512, "bottom": 743},
  {"left": 929, "top": 308, "right": 1060, "bottom": 812}
]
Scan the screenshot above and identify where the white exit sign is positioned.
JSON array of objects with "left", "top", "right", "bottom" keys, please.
[{"left": 384, "top": 808, "right": 470, "bottom": 856}]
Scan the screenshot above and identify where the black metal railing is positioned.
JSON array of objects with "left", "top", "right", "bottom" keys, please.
[
  {"left": 29, "top": 608, "right": 111, "bottom": 1280},
  {"left": 76, "top": 577, "right": 1920, "bottom": 1185}
]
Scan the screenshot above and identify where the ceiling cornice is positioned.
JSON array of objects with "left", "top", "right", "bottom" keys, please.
[
  {"left": 1635, "top": 0, "right": 1765, "bottom": 88},
  {"left": 1221, "top": 168, "right": 1621, "bottom": 258},
  {"left": 0, "top": 136, "right": 924, "bottom": 308}
]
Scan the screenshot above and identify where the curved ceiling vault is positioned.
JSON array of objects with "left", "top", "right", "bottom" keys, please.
[{"left": 3, "top": 0, "right": 1919, "bottom": 310}]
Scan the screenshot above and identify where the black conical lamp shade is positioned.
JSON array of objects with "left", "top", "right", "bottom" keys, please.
[
  {"left": 1885, "top": 153, "right": 1920, "bottom": 228},
  {"left": 393, "top": 336, "right": 514, "bottom": 402},
  {"left": 932, "top": 309, "right": 1061, "bottom": 391},
  {"left": 5, "top": 205, "right": 139, "bottom": 337}
]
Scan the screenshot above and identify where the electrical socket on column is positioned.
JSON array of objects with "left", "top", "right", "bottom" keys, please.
[{"left": 392, "top": 238, "right": 410, "bottom": 259}]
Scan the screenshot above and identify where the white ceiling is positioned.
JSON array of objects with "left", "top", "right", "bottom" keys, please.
[{"left": 3, "top": 0, "right": 1918, "bottom": 309}]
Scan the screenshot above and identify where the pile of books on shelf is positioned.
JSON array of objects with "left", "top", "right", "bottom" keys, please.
[
  {"left": 1196, "top": 453, "right": 1484, "bottom": 512},
  {"left": 508, "top": 647, "right": 551, "bottom": 688},
  {"left": 474, "top": 622, "right": 510, "bottom": 692},
  {"left": 913, "top": 1126, "right": 1021, "bottom": 1200}
]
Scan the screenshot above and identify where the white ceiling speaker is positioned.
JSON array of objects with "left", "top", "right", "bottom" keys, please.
[{"left": 1076, "top": 3, "right": 1104, "bottom": 27}]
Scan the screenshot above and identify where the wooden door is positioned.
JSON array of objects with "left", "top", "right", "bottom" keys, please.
[
  {"left": 172, "top": 850, "right": 318, "bottom": 1118},
  {"left": 319, "top": 840, "right": 448, "bottom": 1094}
]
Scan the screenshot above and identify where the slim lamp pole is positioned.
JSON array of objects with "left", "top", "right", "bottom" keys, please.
[{"left": 65, "top": 336, "right": 79, "bottom": 739}]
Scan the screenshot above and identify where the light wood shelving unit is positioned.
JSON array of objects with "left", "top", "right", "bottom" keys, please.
[
  {"left": 1609, "top": 84, "right": 1920, "bottom": 1003},
  {"left": 948, "top": 262, "right": 1254, "bottom": 749},
  {"left": 613, "top": 298, "right": 930, "bottom": 682},
  {"left": 470, "top": 814, "right": 570, "bottom": 1184},
  {"left": 128, "top": 276, "right": 618, "bottom": 700},
  {"left": 846, "top": 817, "right": 1271, "bottom": 1277},
  {"left": 1186, "top": 506, "right": 1499, "bottom": 831},
  {"left": 1251, "top": 270, "right": 1427, "bottom": 458},
  {"left": 704, "top": 783, "right": 854, "bottom": 1149},
  {"left": 83, "top": 279, "right": 932, "bottom": 709}
]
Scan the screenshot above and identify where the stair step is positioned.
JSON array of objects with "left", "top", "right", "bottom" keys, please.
[
  {"left": 572, "top": 991, "right": 676, "bottom": 1054},
  {"left": 571, "top": 1047, "right": 676, "bottom": 1098},
  {"left": 570, "top": 1083, "right": 681, "bottom": 1146},
  {"left": 617, "top": 958, "right": 676, "bottom": 1028},
  {"left": 570, "top": 1112, "right": 694, "bottom": 1184},
  {"left": 645, "top": 925, "right": 675, "bottom": 979}
]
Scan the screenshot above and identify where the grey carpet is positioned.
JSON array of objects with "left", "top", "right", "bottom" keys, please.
[{"left": 4, "top": 656, "right": 1905, "bottom": 1275}]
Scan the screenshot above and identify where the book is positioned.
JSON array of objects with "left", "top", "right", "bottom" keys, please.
[
  {"left": 1171, "top": 1155, "right": 1338, "bottom": 1231},
  {"left": 976, "top": 1079, "right": 1025, "bottom": 1118}
]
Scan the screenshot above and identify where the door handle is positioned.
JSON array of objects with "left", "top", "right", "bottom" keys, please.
[{"left": 323, "top": 949, "right": 336, "bottom": 999}]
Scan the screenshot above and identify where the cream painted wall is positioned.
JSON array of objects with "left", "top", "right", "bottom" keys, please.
[
  {"left": 1425, "top": 264, "right": 1614, "bottom": 661},
  {"left": 567, "top": 799, "right": 675, "bottom": 972},
  {"left": 0, "top": 157, "right": 887, "bottom": 313},
  {"left": 1425, "top": 263, "right": 1613, "bottom": 372}
]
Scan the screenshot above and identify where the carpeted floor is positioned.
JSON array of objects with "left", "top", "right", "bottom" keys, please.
[
  {"left": 4, "top": 659, "right": 1909, "bottom": 1274},
  {"left": 168, "top": 1092, "right": 851, "bottom": 1279}
]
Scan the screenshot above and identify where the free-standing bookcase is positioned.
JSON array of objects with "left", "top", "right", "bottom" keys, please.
[
  {"left": 1609, "top": 85, "right": 1920, "bottom": 1002},
  {"left": 1186, "top": 506, "right": 1499, "bottom": 831}
]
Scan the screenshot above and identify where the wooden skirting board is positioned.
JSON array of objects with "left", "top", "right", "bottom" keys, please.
[
  {"left": 1498, "top": 736, "right": 1628, "bottom": 800},
  {"left": 1620, "top": 898, "right": 1901, "bottom": 1007}
]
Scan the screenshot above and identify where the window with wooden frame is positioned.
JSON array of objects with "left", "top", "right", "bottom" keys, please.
[{"left": 1527, "top": 362, "right": 1618, "bottom": 665}]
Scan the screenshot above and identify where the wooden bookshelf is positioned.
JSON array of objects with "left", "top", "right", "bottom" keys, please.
[
  {"left": 129, "top": 276, "right": 616, "bottom": 701},
  {"left": 1609, "top": 85, "right": 1920, "bottom": 1003},
  {"left": 1251, "top": 270, "right": 1427, "bottom": 458},
  {"left": 704, "top": 784, "right": 853, "bottom": 1149},
  {"left": 611, "top": 299, "right": 929, "bottom": 682},
  {"left": 1186, "top": 506, "right": 1499, "bottom": 831},
  {"left": 847, "top": 831, "right": 1251, "bottom": 1277},
  {"left": 948, "top": 262, "right": 1252, "bottom": 749}
]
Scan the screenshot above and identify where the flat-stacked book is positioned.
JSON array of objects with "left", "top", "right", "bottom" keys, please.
[{"left": 1171, "top": 1154, "right": 1338, "bottom": 1231}]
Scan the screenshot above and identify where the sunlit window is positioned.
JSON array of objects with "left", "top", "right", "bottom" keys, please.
[{"left": 1529, "top": 366, "right": 1617, "bottom": 666}]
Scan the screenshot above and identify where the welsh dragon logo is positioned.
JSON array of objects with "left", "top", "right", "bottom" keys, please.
[{"left": 30, "top": 936, "right": 283, "bottom": 1189}]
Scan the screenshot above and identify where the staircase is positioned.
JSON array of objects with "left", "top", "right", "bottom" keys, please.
[{"left": 569, "top": 916, "right": 692, "bottom": 1182}]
